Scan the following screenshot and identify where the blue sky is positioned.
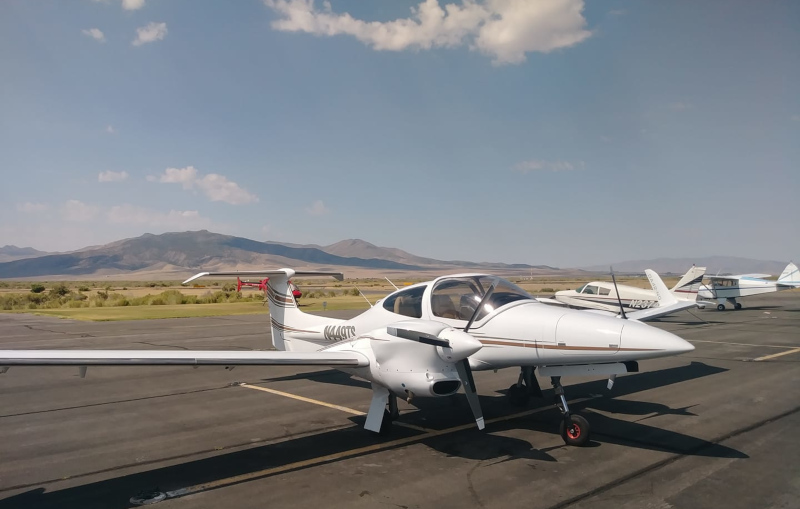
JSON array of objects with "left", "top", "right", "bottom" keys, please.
[{"left": 1, "top": 0, "right": 798, "bottom": 267}]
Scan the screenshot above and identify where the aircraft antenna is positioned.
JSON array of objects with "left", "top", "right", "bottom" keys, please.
[{"left": 610, "top": 266, "right": 627, "bottom": 319}]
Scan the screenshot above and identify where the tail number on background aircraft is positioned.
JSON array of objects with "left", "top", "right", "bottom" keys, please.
[
  {"left": 324, "top": 325, "right": 356, "bottom": 341},
  {"left": 630, "top": 300, "right": 657, "bottom": 309}
]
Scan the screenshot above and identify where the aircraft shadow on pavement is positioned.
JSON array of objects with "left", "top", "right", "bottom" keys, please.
[{"left": 0, "top": 362, "right": 740, "bottom": 509}]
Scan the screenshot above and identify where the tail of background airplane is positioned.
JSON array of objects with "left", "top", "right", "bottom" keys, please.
[
  {"left": 671, "top": 265, "right": 707, "bottom": 300},
  {"left": 777, "top": 262, "right": 800, "bottom": 286}
]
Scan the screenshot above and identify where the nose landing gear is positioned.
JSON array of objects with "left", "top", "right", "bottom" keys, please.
[{"left": 552, "top": 376, "right": 590, "bottom": 447}]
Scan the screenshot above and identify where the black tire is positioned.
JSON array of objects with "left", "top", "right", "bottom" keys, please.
[
  {"left": 734, "top": 303, "right": 742, "bottom": 310},
  {"left": 507, "top": 384, "right": 530, "bottom": 407},
  {"left": 559, "top": 414, "right": 590, "bottom": 446},
  {"left": 717, "top": 304, "right": 725, "bottom": 311}
]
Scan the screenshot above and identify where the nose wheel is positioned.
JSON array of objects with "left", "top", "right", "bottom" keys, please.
[{"left": 552, "top": 376, "right": 590, "bottom": 447}]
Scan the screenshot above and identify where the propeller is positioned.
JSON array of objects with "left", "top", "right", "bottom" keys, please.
[
  {"left": 387, "top": 327, "right": 450, "bottom": 348},
  {"left": 386, "top": 323, "right": 485, "bottom": 430},
  {"left": 610, "top": 266, "right": 628, "bottom": 320}
]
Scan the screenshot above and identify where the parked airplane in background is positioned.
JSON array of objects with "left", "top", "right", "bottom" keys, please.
[
  {"left": 1, "top": 269, "right": 695, "bottom": 446},
  {"left": 699, "top": 262, "right": 800, "bottom": 310},
  {"left": 552, "top": 266, "right": 706, "bottom": 313}
]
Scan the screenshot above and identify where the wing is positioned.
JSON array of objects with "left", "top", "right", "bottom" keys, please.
[
  {"left": 0, "top": 350, "right": 368, "bottom": 367},
  {"left": 535, "top": 297, "right": 567, "bottom": 306}
]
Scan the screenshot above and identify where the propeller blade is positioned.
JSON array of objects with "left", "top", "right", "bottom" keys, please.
[
  {"left": 464, "top": 277, "right": 500, "bottom": 333},
  {"left": 455, "top": 359, "right": 485, "bottom": 430},
  {"left": 610, "top": 266, "right": 628, "bottom": 320},
  {"left": 387, "top": 327, "right": 450, "bottom": 348}
]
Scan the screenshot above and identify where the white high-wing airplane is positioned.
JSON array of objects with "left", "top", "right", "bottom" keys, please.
[
  {"left": 0, "top": 269, "right": 695, "bottom": 447},
  {"left": 699, "top": 262, "right": 800, "bottom": 310},
  {"left": 552, "top": 266, "right": 706, "bottom": 313}
]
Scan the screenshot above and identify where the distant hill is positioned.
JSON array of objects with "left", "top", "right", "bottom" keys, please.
[
  {"left": 584, "top": 256, "right": 791, "bottom": 276},
  {"left": 0, "top": 231, "right": 556, "bottom": 279},
  {"left": 0, "top": 245, "right": 51, "bottom": 263}
]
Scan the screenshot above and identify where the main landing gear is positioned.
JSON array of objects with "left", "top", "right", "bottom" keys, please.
[
  {"left": 552, "top": 376, "right": 590, "bottom": 447},
  {"left": 506, "top": 368, "right": 590, "bottom": 446},
  {"left": 716, "top": 298, "right": 743, "bottom": 311},
  {"left": 379, "top": 394, "right": 400, "bottom": 435},
  {"left": 506, "top": 366, "right": 543, "bottom": 406}
]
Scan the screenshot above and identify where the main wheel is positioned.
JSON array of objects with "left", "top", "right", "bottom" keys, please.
[
  {"left": 507, "top": 384, "right": 530, "bottom": 407},
  {"left": 717, "top": 304, "right": 725, "bottom": 311},
  {"left": 559, "top": 414, "right": 590, "bottom": 446},
  {"left": 734, "top": 303, "right": 742, "bottom": 310}
]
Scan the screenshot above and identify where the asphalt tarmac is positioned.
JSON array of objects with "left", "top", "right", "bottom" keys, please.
[{"left": 0, "top": 293, "right": 798, "bottom": 509}]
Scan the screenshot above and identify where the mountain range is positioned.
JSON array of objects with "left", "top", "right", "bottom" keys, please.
[
  {"left": 0, "top": 231, "right": 558, "bottom": 280},
  {"left": 583, "top": 256, "right": 792, "bottom": 276}
]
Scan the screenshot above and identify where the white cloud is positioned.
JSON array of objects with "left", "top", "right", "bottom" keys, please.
[
  {"left": 16, "top": 202, "right": 49, "bottom": 213},
  {"left": 82, "top": 28, "right": 106, "bottom": 43},
  {"left": 306, "top": 200, "right": 330, "bottom": 216},
  {"left": 107, "top": 205, "right": 213, "bottom": 229},
  {"left": 122, "top": 0, "right": 146, "bottom": 10},
  {"left": 63, "top": 200, "right": 100, "bottom": 222},
  {"left": 263, "top": 0, "right": 592, "bottom": 65},
  {"left": 148, "top": 166, "right": 259, "bottom": 205},
  {"left": 132, "top": 22, "right": 167, "bottom": 46},
  {"left": 513, "top": 159, "right": 583, "bottom": 173},
  {"left": 106, "top": 125, "right": 116, "bottom": 134},
  {"left": 98, "top": 170, "right": 129, "bottom": 182}
]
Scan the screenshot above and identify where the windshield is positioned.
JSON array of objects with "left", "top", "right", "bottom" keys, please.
[{"left": 430, "top": 276, "right": 532, "bottom": 322}]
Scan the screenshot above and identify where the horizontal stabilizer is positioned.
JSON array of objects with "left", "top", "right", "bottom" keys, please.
[
  {"left": 183, "top": 268, "right": 344, "bottom": 285},
  {"left": 626, "top": 300, "right": 696, "bottom": 321}
]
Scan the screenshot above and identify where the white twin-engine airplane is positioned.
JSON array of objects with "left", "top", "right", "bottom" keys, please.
[
  {"left": 552, "top": 266, "right": 706, "bottom": 313},
  {"left": 0, "top": 269, "right": 695, "bottom": 447},
  {"left": 699, "top": 262, "right": 800, "bottom": 311}
]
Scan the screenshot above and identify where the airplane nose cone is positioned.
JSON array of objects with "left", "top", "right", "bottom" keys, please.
[
  {"left": 622, "top": 322, "right": 694, "bottom": 357},
  {"left": 437, "top": 328, "right": 482, "bottom": 362}
]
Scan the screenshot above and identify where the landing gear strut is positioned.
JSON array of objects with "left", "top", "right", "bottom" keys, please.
[
  {"left": 379, "top": 394, "right": 399, "bottom": 435},
  {"left": 552, "top": 376, "right": 590, "bottom": 446},
  {"left": 507, "top": 366, "right": 542, "bottom": 407}
]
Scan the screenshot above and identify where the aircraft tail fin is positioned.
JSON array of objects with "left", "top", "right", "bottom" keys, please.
[
  {"left": 183, "top": 269, "right": 344, "bottom": 351},
  {"left": 670, "top": 265, "right": 707, "bottom": 300},
  {"left": 646, "top": 269, "right": 678, "bottom": 307},
  {"left": 778, "top": 262, "right": 800, "bottom": 286}
]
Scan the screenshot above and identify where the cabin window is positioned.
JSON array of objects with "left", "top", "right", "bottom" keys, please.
[
  {"left": 382, "top": 285, "right": 426, "bottom": 318},
  {"left": 598, "top": 287, "right": 611, "bottom": 296},
  {"left": 583, "top": 285, "right": 600, "bottom": 295}
]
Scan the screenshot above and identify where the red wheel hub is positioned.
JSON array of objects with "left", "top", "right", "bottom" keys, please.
[{"left": 567, "top": 424, "right": 581, "bottom": 439}]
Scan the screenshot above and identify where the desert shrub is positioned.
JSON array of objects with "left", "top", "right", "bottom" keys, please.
[
  {"left": 31, "top": 283, "right": 46, "bottom": 294},
  {"left": 349, "top": 287, "right": 361, "bottom": 296},
  {"left": 122, "top": 287, "right": 128, "bottom": 290},
  {"left": 540, "top": 288, "right": 555, "bottom": 293},
  {"left": 151, "top": 297, "right": 166, "bottom": 306},
  {"left": 328, "top": 291, "right": 336, "bottom": 298},
  {"left": 77, "top": 285, "right": 90, "bottom": 292},
  {"left": 222, "top": 283, "right": 236, "bottom": 292},
  {"left": 49, "top": 283, "right": 71, "bottom": 297},
  {"left": 67, "top": 299, "right": 86, "bottom": 308}
]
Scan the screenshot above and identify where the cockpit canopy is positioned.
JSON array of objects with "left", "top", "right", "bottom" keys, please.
[
  {"left": 381, "top": 276, "right": 532, "bottom": 321},
  {"left": 430, "top": 276, "right": 532, "bottom": 322}
]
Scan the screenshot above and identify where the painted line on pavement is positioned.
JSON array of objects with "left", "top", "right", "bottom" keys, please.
[
  {"left": 753, "top": 347, "right": 800, "bottom": 362},
  {"left": 689, "top": 339, "right": 800, "bottom": 349},
  {"left": 240, "top": 383, "right": 365, "bottom": 415},
  {"left": 240, "top": 383, "right": 431, "bottom": 432}
]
